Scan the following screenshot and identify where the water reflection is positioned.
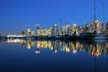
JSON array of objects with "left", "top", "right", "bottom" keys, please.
[{"left": 6, "top": 39, "right": 108, "bottom": 56}]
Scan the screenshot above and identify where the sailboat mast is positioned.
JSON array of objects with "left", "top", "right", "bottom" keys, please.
[{"left": 94, "top": 0, "right": 96, "bottom": 21}]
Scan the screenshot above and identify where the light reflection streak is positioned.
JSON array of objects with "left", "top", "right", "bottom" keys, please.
[{"left": 6, "top": 39, "right": 108, "bottom": 56}]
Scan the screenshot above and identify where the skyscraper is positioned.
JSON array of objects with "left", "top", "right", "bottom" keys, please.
[
  {"left": 36, "top": 24, "right": 40, "bottom": 36},
  {"left": 52, "top": 24, "right": 58, "bottom": 36},
  {"left": 27, "top": 29, "right": 32, "bottom": 36},
  {"left": 106, "top": 22, "right": 108, "bottom": 34}
]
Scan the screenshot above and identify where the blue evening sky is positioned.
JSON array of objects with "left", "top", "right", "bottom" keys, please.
[{"left": 0, "top": 0, "right": 108, "bottom": 34}]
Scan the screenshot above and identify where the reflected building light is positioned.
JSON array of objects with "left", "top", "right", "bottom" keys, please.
[
  {"left": 31, "top": 41, "right": 35, "bottom": 47},
  {"left": 35, "top": 47, "right": 40, "bottom": 54},
  {"left": 48, "top": 41, "right": 52, "bottom": 48},
  {"left": 69, "top": 42, "right": 76, "bottom": 50},
  {"left": 27, "top": 46, "right": 31, "bottom": 49},
  {"left": 73, "top": 50, "right": 77, "bottom": 54},
  {"left": 27, "top": 40, "right": 34, "bottom": 49},
  {"left": 37, "top": 41, "right": 41, "bottom": 48},
  {"left": 27, "top": 42, "right": 31, "bottom": 49},
  {"left": 7, "top": 39, "right": 21, "bottom": 43},
  {"left": 6, "top": 39, "right": 108, "bottom": 56},
  {"left": 62, "top": 45, "right": 70, "bottom": 53},
  {"left": 76, "top": 42, "right": 80, "bottom": 49},
  {"left": 35, "top": 50, "right": 40, "bottom": 54},
  {"left": 60, "top": 48, "right": 63, "bottom": 51},
  {"left": 20, "top": 42, "right": 25, "bottom": 47},
  {"left": 36, "top": 41, "right": 53, "bottom": 50},
  {"left": 44, "top": 41, "right": 48, "bottom": 48},
  {"left": 54, "top": 50, "right": 57, "bottom": 54},
  {"left": 96, "top": 49, "right": 101, "bottom": 56},
  {"left": 20, "top": 40, "right": 26, "bottom": 47},
  {"left": 91, "top": 48, "right": 101, "bottom": 57},
  {"left": 105, "top": 43, "right": 108, "bottom": 55},
  {"left": 65, "top": 48, "right": 70, "bottom": 53},
  {"left": 50, "top": 47, "right": 53, "bottom": 50},
  {"left": 80, "top": 44, "right": 83, "bottom": 48}
]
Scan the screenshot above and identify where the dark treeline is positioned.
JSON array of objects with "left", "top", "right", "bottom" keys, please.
[{"left": 0, "top": 34, "right": 7, "bottom": 40}]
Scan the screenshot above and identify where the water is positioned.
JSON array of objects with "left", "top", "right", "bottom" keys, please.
[{"left": 0, "top": 39, "right": 108, "bottom": 72}]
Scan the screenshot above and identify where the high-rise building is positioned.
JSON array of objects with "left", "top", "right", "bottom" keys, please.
[
  {"left": 52, "top": 24, "right": 58, "bottom": 36},
  {"left": 91, "top": 20, "right": 102, "bottom": 33},
  {"left": 31, "top": 31, "right": 35, "bottom": 36},
  {"left": 71, "top": 24, "right": 78, "bottom": 34},
  {"left": 62, "top": 24, "right": 70, "bottom": 35},
  {"left": 36, "top": 24, "right": 40, "bottom": 36},
  {"left": 106, "top": 22, "right": 108, "bottom": 34},
  {"left": 27, "top": 29, "right": 32, "bottom": 36}
]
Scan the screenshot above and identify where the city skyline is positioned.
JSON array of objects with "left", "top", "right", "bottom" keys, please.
[
  {"left": 0, "top": 0, "right": 108, "bottom": 34},
  {"left": 1, "top": 1, "right": 108, "bottom": 72}
]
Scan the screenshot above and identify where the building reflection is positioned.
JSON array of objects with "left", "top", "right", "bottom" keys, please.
[{"left": 6, "top": 39, "right": 108, "bottom": 56}]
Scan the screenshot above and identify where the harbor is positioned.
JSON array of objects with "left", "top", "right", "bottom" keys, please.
[
  {"left": 0, "top": 0, "right": 108, "bottom": 72},
  {"left": 5, "top": 21, "right": 108, "bottom": 40}
]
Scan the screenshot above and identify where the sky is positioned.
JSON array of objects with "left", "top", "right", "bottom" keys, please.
[{"left": 0, "top": 0, "right": 108, "bottom": 34}]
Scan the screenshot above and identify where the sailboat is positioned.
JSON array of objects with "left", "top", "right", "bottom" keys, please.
[{"left": 91, "top": 0, "right": 108, "bottom": 40}]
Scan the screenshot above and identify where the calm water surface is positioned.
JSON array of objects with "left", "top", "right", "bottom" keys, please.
[{"left": 0, "top": 39, "right": 108, "bottom": 72}]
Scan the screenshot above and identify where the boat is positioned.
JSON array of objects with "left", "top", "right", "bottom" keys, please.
[
  {"left": 91, "top": 0, "right": 108, "bottom": 40},
  {"left": 94, "top": 33, "right": 108, "bottom": 40}
]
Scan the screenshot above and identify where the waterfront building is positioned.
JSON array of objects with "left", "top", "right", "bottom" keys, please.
[{"left": 27, "top": 29, "right": 32, "bottom": 36}]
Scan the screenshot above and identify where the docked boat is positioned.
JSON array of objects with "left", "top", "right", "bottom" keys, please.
[
  {"left": 94, "top": 33, "right": 108, "bottom": 40},
  {"left": 77, "top": 33, "right": 93, "bottom": 39}
]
